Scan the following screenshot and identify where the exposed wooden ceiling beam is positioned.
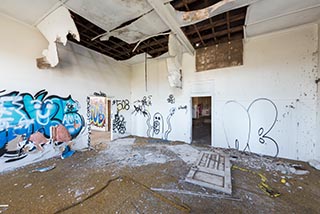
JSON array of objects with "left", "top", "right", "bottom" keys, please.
[
  {"left": 191, "top": 25, "right": 243, "bottom": 43},
  {"left": 147, "top": 0, "right": 195, "bottom": 55},
  {"left": 183, "top": 13, "right": 245, "bottom": 35}
]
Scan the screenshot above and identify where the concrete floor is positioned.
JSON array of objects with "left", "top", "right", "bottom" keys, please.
[{"left": 0, "top": 135, "right": 319, "bottom": 213}]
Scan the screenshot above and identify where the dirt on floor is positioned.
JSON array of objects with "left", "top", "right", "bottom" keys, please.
[{"left": 0, "top": 136, "right": 319, "bottom": 214}]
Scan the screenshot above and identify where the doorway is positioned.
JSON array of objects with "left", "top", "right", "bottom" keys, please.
[
  {"left": 192, "top": 96, "right": 212, "bottom": 146},
  {"left": 89, "top": 96, "right": 111, "bottom": 148}
]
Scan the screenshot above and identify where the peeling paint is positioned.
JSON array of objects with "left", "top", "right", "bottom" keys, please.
[
  {"left": 100, "top": 11, "right": 168, "bottom": 44},
  {"left": 36, "top": 6, "right": 79, "bottom": 68},
  {"left": 167, "top": 33, "right": 183, "bottom": 88}
]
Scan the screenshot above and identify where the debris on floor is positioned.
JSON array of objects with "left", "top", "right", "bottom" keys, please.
[
  {"left": 232, "top": 165, "right": 280, "bottom": 198},
  {"left": 150, "top": 188, "right": 241, "bottom": 201},
  {"left": 55, "top": 175, "right": 191, "bottom": 214},
  {"left": 31, "top": 165, "right": 56, "bottom": 173},
  {"left": 308, "top": 159, "right": 320, "bottom": 170},
  {"left": 0, "top": 136, "right": 320, "bottom": 213},
  {"left": 167, "top": 144, "right": 200, "bottom": 164},
  {"left": 185, "top": 151, "right": 232, "bottom": 194}
]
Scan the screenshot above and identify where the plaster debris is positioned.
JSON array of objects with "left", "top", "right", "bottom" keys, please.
[
  {"left": 31, "top": 165, "right": 55, "bottom": 173},
  {"left": 24, "top": 183, "right": 32, "bottom": 188},
  {"left": 222, "top": 148, "right": 310, "bottom": 175},
  {"left": 167, "top": 144, "right": 200, "bottom": 165},
  {"left": 36, "top": 6, "right": 80, "bottom": 68},
  {"left": 308, "top": 159, "right": 320, "bottom": 170},
  {"left": 90, "top": 138, "right": 174, "bottom": 167},
  {"left": 151, "top": 188, "right": 241, "bottom": 201}
]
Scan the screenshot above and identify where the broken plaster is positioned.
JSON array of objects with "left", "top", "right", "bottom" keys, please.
[
  {"left": 36, "top": 6, "right": 79, "bottom": 68},
  {"left": 167, "top": 33, "right": 183, "bottom": 88},
  {"left": 97, "top": 0, "right": 256, "bottom": 46}
]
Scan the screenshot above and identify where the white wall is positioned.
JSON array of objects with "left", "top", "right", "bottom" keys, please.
[
  {"left": 131, "top": 23, "right": 319, "bottom": 161},
  {"left": 0, "top": 14, "right": 131, "bottom": 171}
]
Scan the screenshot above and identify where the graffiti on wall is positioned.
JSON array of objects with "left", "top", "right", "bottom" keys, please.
[
  {"left": 132, "top": 95, "right": 152, "bottom": 117},
  {"left": 132, "top": 95, "right": 182, "bottom": 141},
  {"left": 113, "top": 99, "right": 130, "bottom": 112},
  {"left": 0, "top": 89, "right": 85, "bottom": 163},
  {"left": 167, "top": 94, "right": 175, "bottom": 104},
  {"left": 113, "top": 113, "right": 126, "bottom": 134},
  {"left": 86, "top": 96, "right": 91, "bottom": 146},
  {"left": 90, "top": 96, "right": 106, "bottom": 128},
  {"left": 178, "top": 105, "right": 187, "bottom": 114},
  {"left": 222, "top": 98, "right": 279, "bottom": 157},
  {"left": 112, "top": 99, "right": 130, "bottom": 134}
]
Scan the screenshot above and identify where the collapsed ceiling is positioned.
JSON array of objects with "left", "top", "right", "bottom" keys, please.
[
  {"left": 0, "top": 0, "right": 319, "bottom": 64},
  {"left": 67, "top": 0, "right": 248, "bottom": 61}
]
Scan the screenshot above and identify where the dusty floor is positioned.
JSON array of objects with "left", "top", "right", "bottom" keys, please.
[{"left": 0, "top": 134, "right": 319, "bottom": 214}]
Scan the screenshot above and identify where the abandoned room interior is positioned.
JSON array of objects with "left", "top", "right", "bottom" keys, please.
[{"left": 0, "top": 0, "right": 320, "bottom": 213}]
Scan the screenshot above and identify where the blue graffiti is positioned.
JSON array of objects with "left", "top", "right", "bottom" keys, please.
[{"left": 0, "top": 90, "right": 84, "bottom": 156}]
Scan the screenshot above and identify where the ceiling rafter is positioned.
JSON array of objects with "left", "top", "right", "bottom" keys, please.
[{"left": 67, "top": 1, "right": 247, "bottom": 61}]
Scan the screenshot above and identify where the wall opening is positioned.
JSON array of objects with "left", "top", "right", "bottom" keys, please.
[
  {"left": 191, "top": 96, "right": 212, "bottom": 146},
  {"left": 88, "top": 96, "right": 111, "bottom": 147}
]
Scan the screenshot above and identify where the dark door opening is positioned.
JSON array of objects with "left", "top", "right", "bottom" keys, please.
[{"left": 192, "top": 96, "right": 212, "bottom": 146}]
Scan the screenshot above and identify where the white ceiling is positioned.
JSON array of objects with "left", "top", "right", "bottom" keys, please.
[
  {"left": 0, "top": 0, "right": 60, "bottom": 25},
  {"left": 245, "top": 0, "right": 320, "bottom": 37},
  {"left": 0, "top": 0, "right": 319, "bottom": 40}
]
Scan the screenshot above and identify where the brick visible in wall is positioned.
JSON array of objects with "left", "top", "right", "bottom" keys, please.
[{"left": 196, "top": 39, "right": 243, "bottom": 71}]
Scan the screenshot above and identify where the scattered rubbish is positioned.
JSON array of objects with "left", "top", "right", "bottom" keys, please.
[
  {"left": 0, "top": 205, "right": 8, "bottom": 208},
  {"left": 24, "top": 183, "right": 32, "bottom": 188},
  {"left": 54, "top": 175, "right": 191, "bottom": 214},
  {"left": 308, "top": 159, "right": 320, "bottom": 170},
  {"left": 232, "top": 165, "right": 280, "bottom": 198},
  {"left": 258, "top": 182, "right": 280, "bottom": 198},
  {"left": 31, "top": 165, "right": 56, "bottom": 173},
  {"left": 291, "top": 164, "right": 309, "bottom": 175},
  {"left": 186, "top": 151, "right": 232, "bottom": 194},
  {"left": 293, "top": 169, "right": 309, "bottom": 175},
  {"left": 151, "top": 188, "right": 241, "bottom": 201},
  {"left": 61, "top": 145, "right": 75, "bottom": 159},
  {"left": 280, "top": 178, "right": 286, "bottom": 184}
]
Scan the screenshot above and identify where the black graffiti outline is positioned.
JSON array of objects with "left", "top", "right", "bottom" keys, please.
[
  {"left": 112, "top": 113, "right": 126, "bottom": 134},
  {"left": 113, "top": 99, "right": 130, "bottom": 112},
  {"left": 132, "top": 95, "right": 152, "bottom": 117},
  {"left": 178, "top": 105, "right": 187, "bottom": 114},
  {"left": 93, "top": 91, "right": 106, "bottom": 97},
  {"left": 86, "top": 96, "right": 91, "bottom": 147},
  {"left": 164, "top": 107, "right": 176, "bottom": 140},
  {"left": 223, "top": 98, "right": 279, "bottom": 157},
  {"left": 151, "top": 112, "right": 164, "bottom": 137},
  {"left": 167, "top": 94, "right": 175, "bottom": 104}
]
